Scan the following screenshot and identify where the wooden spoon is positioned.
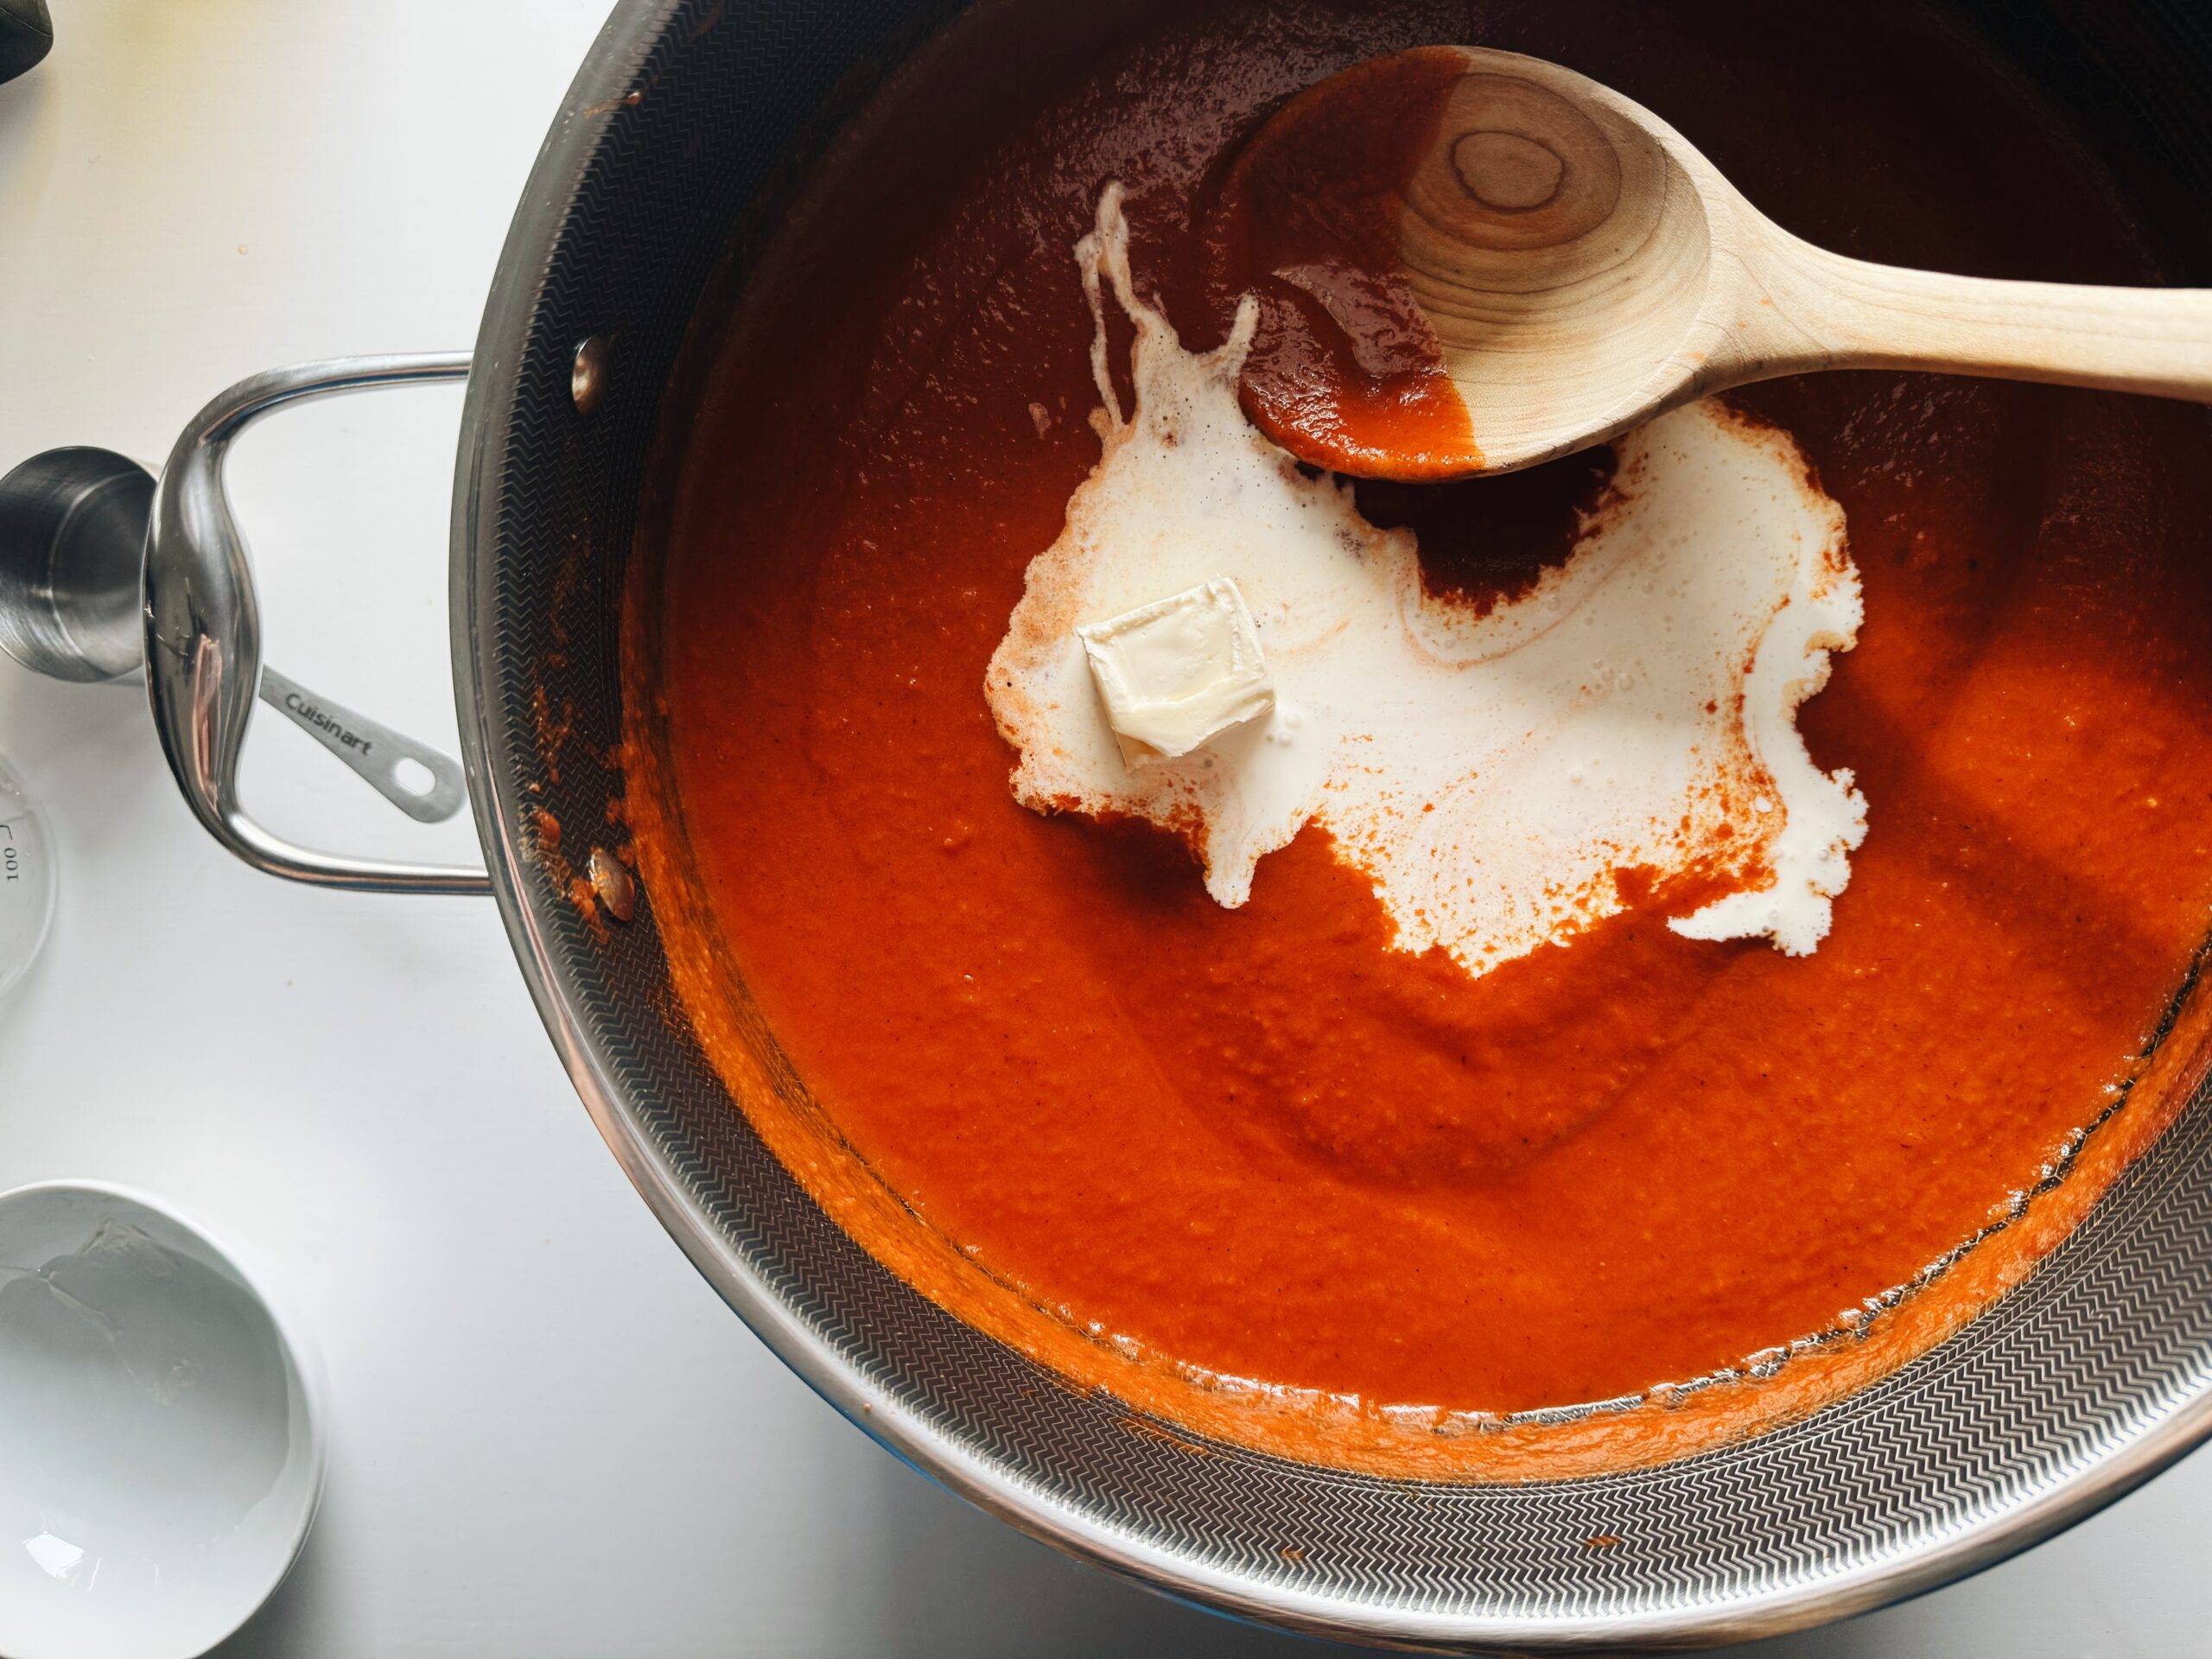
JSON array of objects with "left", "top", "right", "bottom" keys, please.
[{"left": 1228, "top": 46, "right": 2212, "bottom": 479}]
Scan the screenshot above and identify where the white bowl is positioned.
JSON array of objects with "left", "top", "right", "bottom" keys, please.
[{"left": 0, "top": 1183, "right": 324, "bottom": 1659}]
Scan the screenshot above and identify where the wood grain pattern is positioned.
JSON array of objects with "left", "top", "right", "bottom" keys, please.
[{"left": 1344, "top": 48, "right": 2212, "bottom": 474}]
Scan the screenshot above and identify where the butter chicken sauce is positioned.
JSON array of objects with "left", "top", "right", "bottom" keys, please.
[{"left": 631, "top": 0, "right": 2212, "bottom": 1464}]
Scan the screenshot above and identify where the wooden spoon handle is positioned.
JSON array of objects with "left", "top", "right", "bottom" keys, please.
[{"left": 1748, "top": 229, "right": 2212, "bottom": 403}]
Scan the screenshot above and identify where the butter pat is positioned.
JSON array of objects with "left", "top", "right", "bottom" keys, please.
[{"left": 1077, "top": 577, "right": 1274, "bottom": 765}]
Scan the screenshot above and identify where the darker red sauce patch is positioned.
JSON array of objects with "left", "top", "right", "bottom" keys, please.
[{"left": 1357, "top": 442, "right": 1618, "bottom": 612}]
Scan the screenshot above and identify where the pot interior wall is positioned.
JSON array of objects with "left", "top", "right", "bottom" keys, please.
[{"left": 457, "top": 0, "right": 2212, "bottom": 1643}]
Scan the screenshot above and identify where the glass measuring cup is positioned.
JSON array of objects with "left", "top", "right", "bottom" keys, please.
[{"left": 0, "top": 751, "right": 54, "bottom": 999}]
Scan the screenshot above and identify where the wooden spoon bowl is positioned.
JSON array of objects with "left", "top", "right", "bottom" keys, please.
[
  {"left": 1397, "top": 55, "right": 1713, "bottom": 473},
  {"left": 1238, "top": 47, "right": 2212, "bottom": 478}
]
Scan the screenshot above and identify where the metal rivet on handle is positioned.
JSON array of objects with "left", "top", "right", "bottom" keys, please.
[
  {"left": 588, "top": 848, "right": 636, "bottom": 922},
  {"left": 571, "top": 335, "right": 611, "bottom": 415}
]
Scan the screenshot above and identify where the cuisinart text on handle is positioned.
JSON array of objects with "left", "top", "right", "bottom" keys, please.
[{"left": 283, "top": 690, "right": 373, "bottom": 755}]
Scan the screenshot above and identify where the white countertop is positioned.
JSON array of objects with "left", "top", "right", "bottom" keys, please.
[{"left": 0, "top": 4, "right": 2206, "bottom": 1655}]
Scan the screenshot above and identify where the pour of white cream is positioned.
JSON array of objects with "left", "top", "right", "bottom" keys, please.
[{"left": 986, "top": 184, "right": 1866, "bottom": 975}]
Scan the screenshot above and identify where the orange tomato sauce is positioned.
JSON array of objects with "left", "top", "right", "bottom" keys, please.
[{"left": 626, "top": 0, "right": 2212, "bottom": 1471}]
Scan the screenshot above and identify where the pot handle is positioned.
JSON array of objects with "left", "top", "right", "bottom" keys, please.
[{"left": 146, "top": 353, "right": 493, "bottom": 895}]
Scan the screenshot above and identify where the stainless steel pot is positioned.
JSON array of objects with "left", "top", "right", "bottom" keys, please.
[{"left": 12, "top": 0, "right": 2212, "bottom": 1648}]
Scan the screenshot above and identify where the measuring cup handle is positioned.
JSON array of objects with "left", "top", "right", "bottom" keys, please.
[
  {"left": 256, "top": 665, "right": 469, "bottom": 825},
  {"left": 145, "top": 354, "right": 493, "bottom": 894}
]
